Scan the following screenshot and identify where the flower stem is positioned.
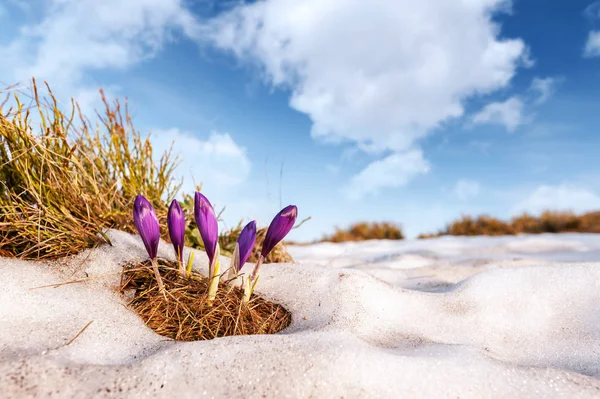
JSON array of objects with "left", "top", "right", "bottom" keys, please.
[
  {"left": 151, "top": 258, "right": 166, "bottom": 298},
  {"left": 185, "top": 251, "right": 195, "bottom": 278},
  {"left": 207, "top": 260, "right": 220, "bottom": 303},
  {"left": 178, "top": 248, "right": 185, "bottom": 278},
  {"left": 249, "top": 254, "right": 264, "bottom": 282},
  {"left": 242, "top": 275, "right": 260, "bottom": 304},
  {"left": 243, "top": 256, "right": 264, "bottom": 304},
  {"left": 242, "top": 277, "right": 251, "bottom": 303}
]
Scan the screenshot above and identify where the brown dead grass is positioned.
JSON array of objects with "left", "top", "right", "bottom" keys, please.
[
  {"left": 418, "top": 210, "right": 600, "bottom": 239},
  {"left": 120, "top": 259, "right": 292, "bottom": 341},
  {"left": 0, "top": 80, "right": 180, "bottom": 259},
  {"left": 322, "top": 221, "right": 404, "bottom": 243}
]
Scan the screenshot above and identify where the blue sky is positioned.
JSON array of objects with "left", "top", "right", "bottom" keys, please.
[{"left": 2, "top": 0, "right": 600, "bottom": 241}]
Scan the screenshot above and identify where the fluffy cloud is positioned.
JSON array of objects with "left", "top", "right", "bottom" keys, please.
[
  {"left": 471, "top": 97, "right": 525, "bottom": 132},
  {"left": 344, "top": 150, "right": 430, "bottom": 199},
  {"left": 471, "top": 76, "right": 557, "bottom": 131},
  {"left": 584, "top": 31, "right": 600, "bottom": 58},
  {"left": 453, "top": 179, "right": 482, "bottom": 201},
  {"left": 511, "top": 184, "right": 600, "bottom": 215},
  {"left": 2, "top": 0, "right": 530, "bottom": 198},
  {"left": 201, "top": 0, "right": 527, "bottom": 195},
  {"left": 202, "top": 0, "right": 526, "bottom": 153},
  {"left": 150, "top": 129, "right": 251, "bottom": 193},
  {"left": 0, "top": 0, "right": 197, "bottom": 108}
]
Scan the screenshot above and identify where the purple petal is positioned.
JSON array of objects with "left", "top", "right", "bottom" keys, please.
[
  {"left": 194, "top": 192, "right": 218, "bottom": 265},
  {"left": 133, "top": 194, "right": 160, "bottom": 260},
  {"left": 237, "top": 220, "right": 257, "bottom": 271},
  {"left": 261, "top": 205, "right": 297, "bottom": 257},
  {"left": 167, "top": 199, "right": 186, "bottom": 263}
]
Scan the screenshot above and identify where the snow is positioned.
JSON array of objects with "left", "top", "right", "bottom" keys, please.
[{"left": 2, "top": 231, "right": 600, "bottom": 398}]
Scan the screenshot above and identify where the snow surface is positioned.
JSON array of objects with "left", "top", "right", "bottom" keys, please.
[{"left": 2, "top": 231, "right": 600, "bottom": 398}]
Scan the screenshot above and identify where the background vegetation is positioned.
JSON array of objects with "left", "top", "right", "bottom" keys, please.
[
  {"left": 320, "top": 221, "right": 404, "bottom": 242},
  {"left": 418, "top": 211, "right": 600, "bottom": 239},
  {"left": 0, "top": 81, "right": 293, "bottom": 263}
]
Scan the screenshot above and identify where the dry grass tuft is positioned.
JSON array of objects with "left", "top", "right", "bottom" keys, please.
[
  {"left": 0, "top": 80, "right": 180, "bottom": 259},
  {"left": 0, "top": 80, "right": 303, "bottom": 263},
  {"left": 120, "top": 259, "right": 292, "bottom": 341},
  {"left": 322, "top": 221, "right": 404, "bottom": 243},
  {"left": 418, "top": 210, "right": 600, "bottom": 238}
]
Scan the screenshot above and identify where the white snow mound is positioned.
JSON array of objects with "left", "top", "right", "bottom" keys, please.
[{"left": 2, "top": 231, "right": 600, "bottom": 398}]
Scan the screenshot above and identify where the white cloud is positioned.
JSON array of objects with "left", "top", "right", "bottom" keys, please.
[
  {"left": 0, "top": 0, "right": 197, "bottom": 108},
  {"left": 200, "top": 0, "right": 527, "bottom": 196},
  {"left": 470, "top": 76, "right": 557, "bottom": 132},
  {"left": 150, "top": 129, "right": 251, "bottom": 193},
  {"left": 345, "top": 149, "right": 430, "bottom": 199},
  {"left": 584, "top": 31, "right": 600, "bottom": 58},
  {"left": 530, "top": 77, "right": 556, "bottom": 105},
  {"left": 201, "top": 0, "right": 527, "bottom": 154},
  {"left": 453, "top": 179, "right": 481, "bottom": 200},
  {"left": 511, "top": 184, "right": 600, "bottom": 215},
  {"left": 471, "top": 96, "right": 525, "bottom": 132}
]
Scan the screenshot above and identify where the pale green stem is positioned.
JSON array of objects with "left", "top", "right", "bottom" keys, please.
[
  {"left": 242, "top": 276, "right": 251, "bottom": 303},
  {"left": 185, "top": 251, "right": 195, "bottom": 278},
  {"left": 243, "top": 255, "right": 264, "bottom": 304},
  {"left": 207, "top": 260, "right": 220, "bottom": 303},
  {"left": 177, "top": 248, "right": 185, "bottom": 278},
  {"left": 242, "top": 275, "right": 260, "bottom": 304}
]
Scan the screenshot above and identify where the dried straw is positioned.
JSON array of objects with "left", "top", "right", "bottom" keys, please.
[{"left": 120, "top": 259, "right": 292, "bottom": 341}]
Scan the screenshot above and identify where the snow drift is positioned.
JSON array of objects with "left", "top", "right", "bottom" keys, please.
[{"left": 1, "top": 231, "right": 600, "bottom": 398}]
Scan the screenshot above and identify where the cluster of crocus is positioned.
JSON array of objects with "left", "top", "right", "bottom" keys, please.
[{"left": 133, "top": 192, "right": 297, "bottom": 304}]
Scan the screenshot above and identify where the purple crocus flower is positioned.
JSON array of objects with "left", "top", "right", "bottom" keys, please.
[
  {"left": 194, "top": 192, "right": 218, "bottom": 267},
  {"left": 245, "top": 206, "right": 298, "bottom": 302},
  {"left": 167, "top": 199, "right": 186, "bottom": 273},
  {"left": 133, "top": 194, "right": 160, "bottom": 260},
  {"left": 261, "top": 205, "right": 298, "bottom": 257},
  {"left": 133, "top": 194, "right": 166, "bottom": 295},
  {"left": 237, "top": 220, "right": 257, "bottom": 272}
]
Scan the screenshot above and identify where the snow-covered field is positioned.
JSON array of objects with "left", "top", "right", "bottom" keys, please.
[{"left": 2, "top": 231, "right": 600, "bottom": 398}]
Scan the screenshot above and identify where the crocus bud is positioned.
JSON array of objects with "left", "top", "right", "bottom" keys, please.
[
  {"left": 167, "top": 199, "right": 186, "bottom": 274},
  {"left": 194, "top": 192, "right": 218, "bottom": 267},
  {"left": 133, "top": 194, "right": 166, "bottom": 296},
  {"left": 245, "top": 206, "right": 298, "bottom": 303},
  {"left": 261, "top": 205, "right": 297, "bottom": 257},
  {"left": 237, "top": 220, "right": 257, "bottom": 272},
  {"left": 133, "top": 194, "right": 160, "bottom": 260}
]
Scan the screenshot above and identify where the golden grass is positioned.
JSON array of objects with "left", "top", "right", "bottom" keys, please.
[
  {"left": 0, "top": 80, "right": 180, "bottom": 259},
  {"left": 0, "top": 80, "right": 299, "bottom": 264},
  {"left": 120, "top": 259, "right": 292, "bottom": 340},
  {"left": 418, "top": 210, "right": 600, "bottom": 238},
  {"left": 322, "top": 221, "right": 404, "bottom": 243}
]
